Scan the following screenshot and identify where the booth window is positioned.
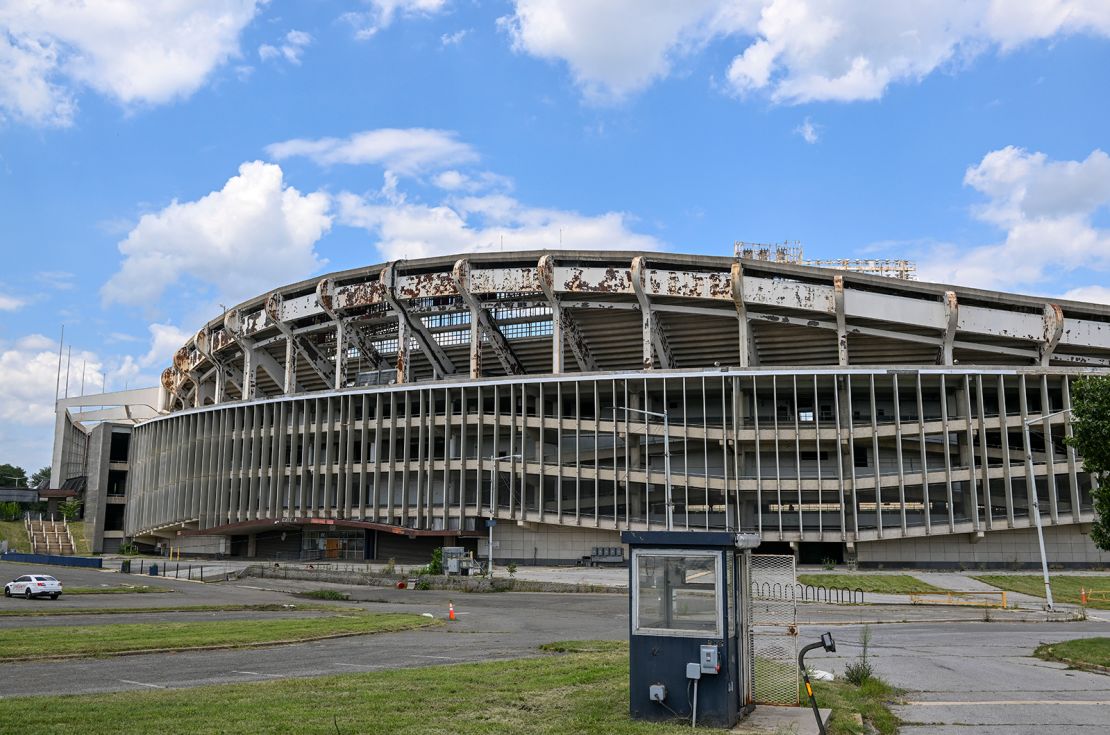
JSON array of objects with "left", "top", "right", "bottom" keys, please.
[{"left": 633, "top": 550, "right": 721, "bottom": 637}]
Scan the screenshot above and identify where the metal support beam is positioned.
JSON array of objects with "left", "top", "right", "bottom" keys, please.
[
  {"left": 537, "top": 255, "right": 597, "bottom": 373},
  {"left": 730, "top": 260, "right": 757, "bottom": 367},
  {"left": 265, "top": 292, "right": 335, "bottom": 387},
  {"left": 381, "top": 261, "right": 456, "bottom": 380},
  {"left": 631, "top": 256, "right": 674, "bottom": 370},
  {"left": 833, "top": 275, "right": 849, "bottom": 366},
  {"left": 395, "top": 314, "right": 411, "bottom": 383},
  {"left": 1039, "top": 303, "right": 1064, "bottom": 367},
  {"left": 194, "top": 328, "right": 242, "bottom": 402},
  {"left": 316, "top": 277, "right": 388, "bottom": 375},
  {"left": 452, "top": 259, "right": 524, "bottom": 377},
  {"left": 223, "top": 310, "right": 285, "bottom": 399},
  {"left": 939, "top": 291, "right": 958, "bottom": 365}
]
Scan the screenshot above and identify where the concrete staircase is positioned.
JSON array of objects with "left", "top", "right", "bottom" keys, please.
[{"left": 27, "top": 518, "right": 75, "bottom": 556}]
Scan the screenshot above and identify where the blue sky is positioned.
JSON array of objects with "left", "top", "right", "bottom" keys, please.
[{"left": 1, "top": 1, "right": 1109, "bottom": 472}]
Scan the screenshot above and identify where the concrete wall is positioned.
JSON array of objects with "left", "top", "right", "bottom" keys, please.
[
  {"left": 84, "top": 423, "right": 112, "bottom": 554},
  {"left": 857, "top": 523, "right": 1110, "bottom": 569},
  {"left": 478, "top": 521, "right": 622, "bottom": 564}
]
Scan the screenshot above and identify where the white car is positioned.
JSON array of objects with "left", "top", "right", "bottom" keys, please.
[{"left": 4, "top": 574, "right": 63, "bottom": 600}]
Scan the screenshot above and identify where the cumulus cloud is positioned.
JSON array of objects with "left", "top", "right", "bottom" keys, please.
[
  {"left": 260, "top": 29, "right": 312, "bottom": 65},
  {"left": 142, "top": 323, "right": 193, "bottom": 368},
  {"left": 337, "top": 188, "right": 663, "bottom": 261},
  {"left": 0, "top": 335, "right": 100, "bottom": 428},
  {"left": 101, "top": 161, "right": 332, "bottom": 308},
  {"left": 0, "top": 1, "right": 261, "bottom": 126},
  {"left": 342, "top": 0, "right": 449, "bottom": 40},
  {"left": 0, "top": 294, "right": 25, "bottom": 311},
  {"left": 1062, "top": 285, "right": 1110, "bottom": 305},
  {"left": 266, "top": 128, "right": 479, "bottom": 176},
  {"left": 918, "top": 147, "right": 1110, "bottom": 298},
  {"left": 500, "top": 1, "right": 1110, "bottom": 103}
]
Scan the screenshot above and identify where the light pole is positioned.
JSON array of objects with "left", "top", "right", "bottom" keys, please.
[
  {"left": 1022, "top": 407, "right": 1072, "bottom": 612},
  {"left": 612, "top": 406, "right": 673, "bottom": 531},
  {"left": 487, "top": 453, "right": 522, "bottom": 575}
]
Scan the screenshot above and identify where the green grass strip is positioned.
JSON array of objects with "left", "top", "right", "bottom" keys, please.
[
  {"left": 63, "top": 585, "right": 175, "bottom": 595},
  {"left": 797, "top": 574, "right": 945, "bottom": 595},
  {"left": 0, "top": 612, "right": 437, "bottom": 660},
  {"left": 973, "top": 575, "right": 1110, "bottom": 609},
  {"left": 1035, "top": 637, "right": 1110, "bottom": 670},
  {"left": 0, "top": 641, "right": 897, "bottom": 735},
  {"left": 0, "top": 603, "right": 351, "bottom": 618}
]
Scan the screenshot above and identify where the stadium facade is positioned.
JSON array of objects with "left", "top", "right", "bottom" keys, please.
[{"left": 53, "top": 251, "right": 1110, "bottom": 566}]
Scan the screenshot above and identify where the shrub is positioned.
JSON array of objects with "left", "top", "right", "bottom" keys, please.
[
  {"left": 59, "top": 498, "right": 82, "bottom": 521},
  {"left": 507, "top": 562, "right": 518, "bottom": 578},
  {"left": 415, "top": 577, "right": 432, "bottom": 591},
  {"left": 843, "top": 625, "right": 874, "bottom": 686},
  {"left": 118, "top": 540, "right": 139, "bottom": 556},
  {"left": 821, "top": 557, "right": 836, "bottom": 571},
  {"left": 0, "top": 501, "right": 21, "bottom": 521},
  {"left": 383, "top": 557, "right": 396, "bottom": 576}
]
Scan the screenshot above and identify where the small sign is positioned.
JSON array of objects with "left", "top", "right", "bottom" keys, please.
[{"left": 485, "top": 519, "right": 497, "bottom": 528}]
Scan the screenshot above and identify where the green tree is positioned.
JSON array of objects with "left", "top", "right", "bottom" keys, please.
[
  {"left": 0, "top": 464, "right": 27, "bottom": 487},
  {"left": 30, "top": 466, "right": 50, "bottom": 488},
  {"left": 59, "top": 497, "right": 83, "bottom": 521},
  {"left": 1067, "top": 376, "right": 1110, "bottom": 550}
]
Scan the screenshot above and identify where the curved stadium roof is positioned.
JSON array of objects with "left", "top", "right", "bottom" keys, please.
[{"left": 162, "top": 250, "right": 1110, "bottom": 409}]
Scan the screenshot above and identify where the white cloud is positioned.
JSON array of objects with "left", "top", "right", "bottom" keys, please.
[
  {"left": 266, "top": 128, "right": 478, "bottom": 176},
  {"left": 35, "top": 271, "right": 75, "bottom": 290},
  {"left": 432, "top": 169, "right": 512, "bottom": 193},
  {"left": 0, "top": 335, "right": 100, "bottom": 428},
  {"left": 343, "top": 0, "right": 449, "bottom": 40},
  {"left": 794, "top": 117, "right": 819, "bottom": 144},
  {"left": 441, "top": 29, "right": 469, "bottom": 47},
  {"left": 918, "top": 147, "right": 1110, "bottom": 297},
  {"left": 337, "top": 186, "right": 663, "bottom": 261},
  {"left": 260, "top": 29, "right": 312, "bottom": 65},
  {"left": 102, "top": 161, "right": 333, "bottom": 308},
  {"left": 0, "top": 1, "right": 262, "bottom": 126},
  {"left": 1062, "top": 285, "right": 1110, "bottom": 305},
  {"left": 500, "top": 1, "right": 1110, "bottom": 103},
  {"left": 141, "top": 323, "right": 192, "bottom": 368},
  {"left": 0, "top": 294, "right": 25, "bottom": 311},
  {"left": 501, "top": 0, "right": 726, "bottom": 102}
]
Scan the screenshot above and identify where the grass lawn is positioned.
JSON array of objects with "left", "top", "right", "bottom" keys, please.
[
  {"left": 0, "top": 640, "right": 898, "bottom": 735},
  {"left": 63, "top": 584, "right": 175, "bottom": 595},
  {"left": 0, "top": 603, "right": 349, "bottom": 618},
  {"left": 67, "top": 521, "right": 91, "bottom": 555},
  {"left": 797, "top": 573, "right": 945, "bottom": 595},
  {"left": 1035, "top": 637, "right": 1110, "bottom": 670},
  {"left": 972, "top": 575, "right": 1110, "bottom": 609},
  {"left": 0, "top": 612, "right": 437, "bottom": 660},
  {"left": 0, "top": 521, "right": 30, "bottom": 552}
]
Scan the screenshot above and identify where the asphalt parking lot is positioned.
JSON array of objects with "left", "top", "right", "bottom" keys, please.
[{"left": 1, "top": 560, "right": 1109, "bottom": 734}]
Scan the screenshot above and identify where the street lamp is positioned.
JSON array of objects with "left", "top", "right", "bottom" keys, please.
[
  {"left": 487, "top": 453, "right": 522, "bottom": 575},
  {"left": 1022, "top": 407, "right": 1072, "bottom": 612},
  {"left": 610, "top": 406, "right": 673, "bottom": 531}
]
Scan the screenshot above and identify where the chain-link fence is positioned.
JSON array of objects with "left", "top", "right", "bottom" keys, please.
[{"left": 747, "top": 553, "right": 799, "bottom": 705}]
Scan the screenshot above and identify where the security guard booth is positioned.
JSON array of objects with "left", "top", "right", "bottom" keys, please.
[{"left": 621, "top": 531, "right": 760, "bottom": 728}]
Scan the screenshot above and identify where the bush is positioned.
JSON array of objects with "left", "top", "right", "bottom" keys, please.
[
  {"left": 507, "top": 562, "right": 518, "bottom": 578},
  {"left": 843, "top": 625, "right": 874, "bottom": 686},
  {"left": 0, "top": 501, "right": 20, "bottom": 521},
  {"left": 300, "top": 589, "right": 348, "bottom": 600},
  {"left": 118, "top": 541, "right": 139, "bottom": 556},
  {"left": 415, "top": 577, "right": 432, "bottom": 591},
  {"left": 383, "top": 557, "right": 396, "bottom": 575},
  {"left": 59, "top": 498, "right": 82, "bottom": 521}
]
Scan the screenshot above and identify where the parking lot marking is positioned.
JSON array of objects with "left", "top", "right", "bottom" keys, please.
[
  {"left": 412, "top": 655, "right": 459, "bottom": 661},
  {"left": 119, "top": 679, "right": 164, "bottom": 689},
  {"left": 232, "top": 671, "right": 283, "bottom": 678}
]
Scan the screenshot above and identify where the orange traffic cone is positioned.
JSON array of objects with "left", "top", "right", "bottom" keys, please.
[
  {"left": 448, "top": 601, "right": 456, "bottom": 621},
  {"left": 1081, "top": 588, "right": 1088, "bottom": 605}
]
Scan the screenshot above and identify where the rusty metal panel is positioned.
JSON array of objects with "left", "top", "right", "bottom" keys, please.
[
  {"left": 643, "top": 268, "right": 731, "bottom": 300},
  {"left": 467, "top": 267, "right": 540, "bottom": 294},
  {"left": 742, "top": 276, "right": 836, "bottom": 314},
  {"left": 958, "top": 305, "right": 1043, "bottom": 341},
  {"left": 1058, "top": 316, "right": 1110, "bottom": 349},
  {"left": 335, "top": 280, "right": 387, "bottom": 310},
  {"left": 396, "top": 272, "right": 458, "bottom": 300},
  {"left": 553, "top": 265, "right": 634, "bottom": 294},
  {"left": 843, "top": 289, "right": 946, "bottom": 329}
]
